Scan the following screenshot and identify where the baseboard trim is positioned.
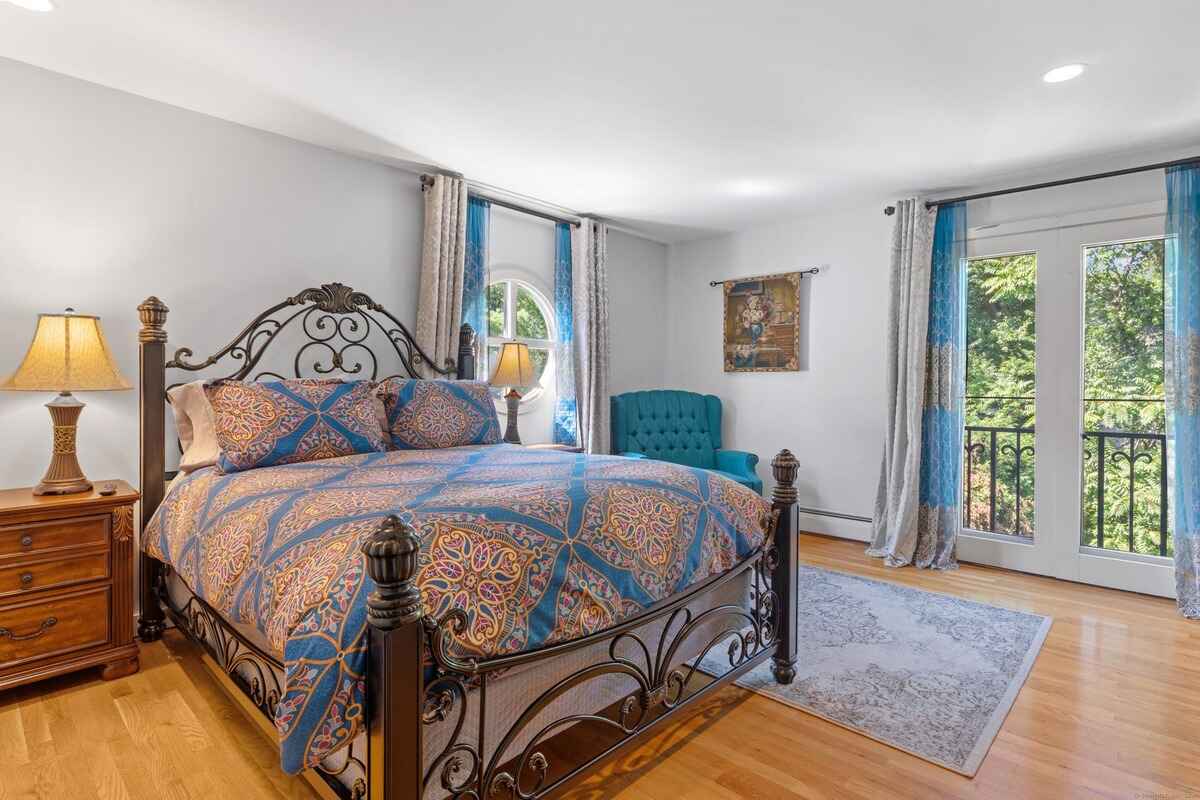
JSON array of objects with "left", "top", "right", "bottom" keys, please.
[
  {"left": 795, "top": 507, "right": 871, "bottom": 543},
  {"left": 796, "top": 506, "right": 871, "bottom": 523}
]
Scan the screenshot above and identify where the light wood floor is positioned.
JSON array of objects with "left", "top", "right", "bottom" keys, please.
[{"left": 2, "top": 534, "right": 1197, "bottom": 799}]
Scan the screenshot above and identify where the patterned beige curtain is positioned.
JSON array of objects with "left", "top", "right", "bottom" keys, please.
[
  {"left": 868, "top": 198, "right": 937, "bottom": 564},
  {"left": 415, "top": 174, "right": 469, "bottom": 376},
  {"left": 572, "top": 218, "right": 611, "bottom": 454}
]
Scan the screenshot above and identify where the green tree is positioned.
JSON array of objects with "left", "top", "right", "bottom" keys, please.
[
  {"left": 964, "top": 253, "right": 1037, "bottom": 535},
  {"left": 962, "top": 241, "right": 1168, "bottom": 555},
  {"left": 1080, "top": 240, "right": 1166, "bottom": 555}
]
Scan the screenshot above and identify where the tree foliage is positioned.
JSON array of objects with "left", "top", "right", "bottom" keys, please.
[{"left": 963, "top": 241, "right": 1168, "bottom": 555}]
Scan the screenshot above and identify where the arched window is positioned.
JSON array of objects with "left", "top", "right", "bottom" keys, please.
[{"left": 486, "top": 278, "right": 555, "bottom": 404}]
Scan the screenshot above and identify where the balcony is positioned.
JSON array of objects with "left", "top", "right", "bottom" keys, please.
[
  {"left": 961, "top": 422, "right": 1171, "bottom": 557},
  {"left": 963, "top": 425, "right": 1035, "bottom": 537},
  {"left": 1081, "top": 430, "right": 1169, "bottom": 556}
]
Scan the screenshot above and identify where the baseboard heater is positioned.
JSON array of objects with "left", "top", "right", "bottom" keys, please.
[{"left": 796, "top": 506, "right": 872, "bottom": 524}]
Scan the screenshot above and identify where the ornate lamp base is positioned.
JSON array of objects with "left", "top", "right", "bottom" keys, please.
[
  {"left": 503, "top": 388, "right": 523, "bottom": 444},
  {"left": 33, "top": 392, "right": 92, "bottom": 496}
]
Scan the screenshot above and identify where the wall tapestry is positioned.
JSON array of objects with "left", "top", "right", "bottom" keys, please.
[{"left": 722, "top": 271, "right": 801, "bottom": 372}]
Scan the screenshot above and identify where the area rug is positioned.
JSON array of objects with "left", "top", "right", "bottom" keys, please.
[{"left": 697, "top": 566, "right": 1052, "bottom": 776}]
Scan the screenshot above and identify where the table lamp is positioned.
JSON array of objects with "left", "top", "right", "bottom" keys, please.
[
  {"left": 1, "top": 309, "right": 131, "bottom": 495},
  {"left": 489, "top": 341, "right": 537, "bottom": 444}
]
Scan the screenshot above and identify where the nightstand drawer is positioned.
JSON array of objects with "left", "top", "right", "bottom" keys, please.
[
  {"left": 0, "top": 515, "right": 108, "bottom": 559},
  {"left": 0, "top": 587, "right": 110, "bottom": 666},
  {"left": 0, "top": 551, "right": 109, "bottom": 598}
]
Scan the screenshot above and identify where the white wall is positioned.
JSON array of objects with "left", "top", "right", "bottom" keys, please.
[
  {"left": 608, "top": 231, "right": 670, "bottom": 396},
  {"left": 663, "top": 168, "right": 1178, "bottom": 541},
  {"left": 666, "top": 203, "right": 893, "bottom": 539},
  {"left": 0, "top": 58, "right": 669, "bottom": 488},
  {"left": 0, "top": 58, "right": 425, "bottom": 489}
]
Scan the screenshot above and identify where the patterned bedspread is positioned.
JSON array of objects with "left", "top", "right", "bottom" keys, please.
[{"left": 143, "top": 444, "right": 773, "bottom": 773}]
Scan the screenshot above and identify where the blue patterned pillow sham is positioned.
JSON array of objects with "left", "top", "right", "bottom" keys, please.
[
  {"left": 205, "top": 379, "right": 387, "bottom": 473},
  {"left": 376, "top": 378, "right": 502, "bottom": 450}
]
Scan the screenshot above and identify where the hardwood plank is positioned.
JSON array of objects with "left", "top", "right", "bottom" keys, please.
[
  {"left": 85, "top": 739, "right": 134, "bottom": 800},
  {"left": 0, "top": 534, "right": 1197, "bottom": 799},
  {"left": 587, "top": 534, "right": 1200, "bottom": 799},
  {"left": 0, "top": 703, "right": 28, "bottom": 767}
]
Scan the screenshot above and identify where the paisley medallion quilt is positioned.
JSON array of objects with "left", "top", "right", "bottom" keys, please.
[
  {"left": 142, "top": 444, "right": 773, "bottom": 773},
  {"left": 377, "top": 378, "right": 502, "bottom": 449},
  {"left": 206, "top": 379, "right": 387, "bottom": 472}
]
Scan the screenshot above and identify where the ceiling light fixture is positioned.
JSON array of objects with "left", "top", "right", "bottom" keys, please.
[
  {"left": 1042, "top": 63, "right": 1086, "bottom": 83},
  {"left": 3, "top": 0, "right": 54, "bottom": 10}
]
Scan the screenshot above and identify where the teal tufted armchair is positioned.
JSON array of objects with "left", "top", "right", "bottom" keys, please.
[{"left": 609, "top": 390, "right": 762, "bottom": 494}]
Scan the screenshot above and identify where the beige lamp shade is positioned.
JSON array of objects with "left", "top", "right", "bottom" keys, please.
[
  {"left": 489, "top": 341, "right": 537, "bottom": 390},
  {"left": 0, "top": 311, "right": 131, "bottom": 392}
]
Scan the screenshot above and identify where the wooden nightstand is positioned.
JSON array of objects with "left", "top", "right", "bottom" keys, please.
[{"left": 0, "top": 480, "right": 140, "bottom": 690}]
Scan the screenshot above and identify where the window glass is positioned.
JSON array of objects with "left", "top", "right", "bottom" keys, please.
[
  {"left": 528, "top": 347, "right": 549, "bottom": 383},
  {"left": 516, "top": 286, "right": 549, "bottom": 339},
  {"left": 487, "top": 283, "right": 506, "bottom": 338},
  {"left": 963, "top": 252, "right": 1037, "bottom": 537},
  {"left": 485, "top": 279, "right": 556, "bottom": 404},
  {"left": 1080, "top": 239, "right": 1167, "bottom": 556}
]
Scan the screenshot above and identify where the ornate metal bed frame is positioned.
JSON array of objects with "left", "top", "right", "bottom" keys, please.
[{"left": 133, "top": 283, "right": 800, "bottom": 800}]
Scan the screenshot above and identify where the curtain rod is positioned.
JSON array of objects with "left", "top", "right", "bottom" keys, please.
[
  {"left": 708, "top": 267, "right": 819, "bottom": 287},
  {"left": 882, "top": 154, "right": 1200, "bottom": 216},
  {"left": 421, "top": 174, "right": 581, "bottom": 228}
]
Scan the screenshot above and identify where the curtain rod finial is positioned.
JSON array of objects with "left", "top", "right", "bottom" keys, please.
[{"left": 883, "top": 205, "right": 896, "bottom": 216}]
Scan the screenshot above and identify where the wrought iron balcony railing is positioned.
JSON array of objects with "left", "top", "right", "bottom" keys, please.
[
  {"left": 963, "top": 425, "right": 1035, "bottom": 537},
  {"left": 961, "top": 422, "right": 1170, "bottom": 557},
  {"left": 1081, "top": 430, "right": 1169, "bottom": 556}
]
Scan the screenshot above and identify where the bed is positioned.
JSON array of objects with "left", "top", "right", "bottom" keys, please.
[{"left": 134, "top": 282, "right": 800, "bottom": 800}]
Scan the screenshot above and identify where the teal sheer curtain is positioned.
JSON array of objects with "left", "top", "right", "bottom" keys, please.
[
  {"left": 553, "top": 222, "right": 578, "bottom": 444},
  {"left": 1166, "top": 163, "right": 1200, "bottom": 617},
  {"left": 915, "top": 202, "right": 966, "bottom": 569},
  {"left": 462, "top": 197, "right": 490, "bottom": 359}
]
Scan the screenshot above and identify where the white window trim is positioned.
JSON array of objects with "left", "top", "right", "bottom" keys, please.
[{"left": 485, "top": 275, "right": 557, "bottom": 416}]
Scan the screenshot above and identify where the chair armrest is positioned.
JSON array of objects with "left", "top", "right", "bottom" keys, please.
[
  {"left": 715, "top": 449, "right": 759, "bottom": 477},
  {"left": 618, "top": 451, "right": 648, "bottom": 459}
]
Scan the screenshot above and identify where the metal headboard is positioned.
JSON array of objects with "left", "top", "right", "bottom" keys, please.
[{"left": 162, "top": 282, "right": 475, "bottom": 389}]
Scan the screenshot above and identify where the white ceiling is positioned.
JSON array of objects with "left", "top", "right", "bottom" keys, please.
[{"left": 3, "top": 0, "right": 1199, "bottom": 242}]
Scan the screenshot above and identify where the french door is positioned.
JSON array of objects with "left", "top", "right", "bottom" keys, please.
[{"left": 956, "top": 205, "right": 1176, "bottom": 597}]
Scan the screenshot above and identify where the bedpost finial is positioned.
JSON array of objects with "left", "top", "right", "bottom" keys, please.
[
  {"left": 771, "top": 449, "right": 799, "bottom": 506},
  {"left": 361, "top": 515, "right": 423, "bottom": 629},
  {"left": 456, "top": 323, "right": 477, "bottom": 380},
  {"left": 137, "top": 296, "right": 169, "bottom": 343}
]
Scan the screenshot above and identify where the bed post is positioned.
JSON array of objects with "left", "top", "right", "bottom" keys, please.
[
  {"left": 136, "top": 297, "right": 169, "bottom": 642},
  {"left": 770, "top": 448, "right": 799, "bottom": 684},
  {"left": 361, "top": 514, "right": 426, "bottom": 800},
  {"left": 457, "top": 322, "right": 476, "bottom": 380}
]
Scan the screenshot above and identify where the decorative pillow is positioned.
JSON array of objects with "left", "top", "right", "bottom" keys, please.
[
  {"left": 206, "top": 379, "right": 388, "bottom": 473},
  {"left": 376, "top": 378, "right": 502, "bottom": 450},
  {"left": 167, "top": 379, "right": 220, "bottom": 473}
]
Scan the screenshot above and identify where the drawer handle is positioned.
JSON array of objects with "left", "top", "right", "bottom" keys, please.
[
  {"left": 0, "top": 617, "right": 57, "bottom": 641},
  {"left": 19, "top": 535, "right": 33, "bottom": 548},
  {"left": 19, "top": 572, "right": 33, "bottom": 587}
]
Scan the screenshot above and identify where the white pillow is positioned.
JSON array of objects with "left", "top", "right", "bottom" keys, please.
[{"left": 168, "top": 379, "right": 219, "bottom": 472}]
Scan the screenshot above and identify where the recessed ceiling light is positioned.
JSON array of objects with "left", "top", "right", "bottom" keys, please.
[
  {"left": 2, "top": 0, "right": 54, "bottom": 10},
  {"left": 1043, "top": 63, "right": 1086, "bottom": 83}
]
